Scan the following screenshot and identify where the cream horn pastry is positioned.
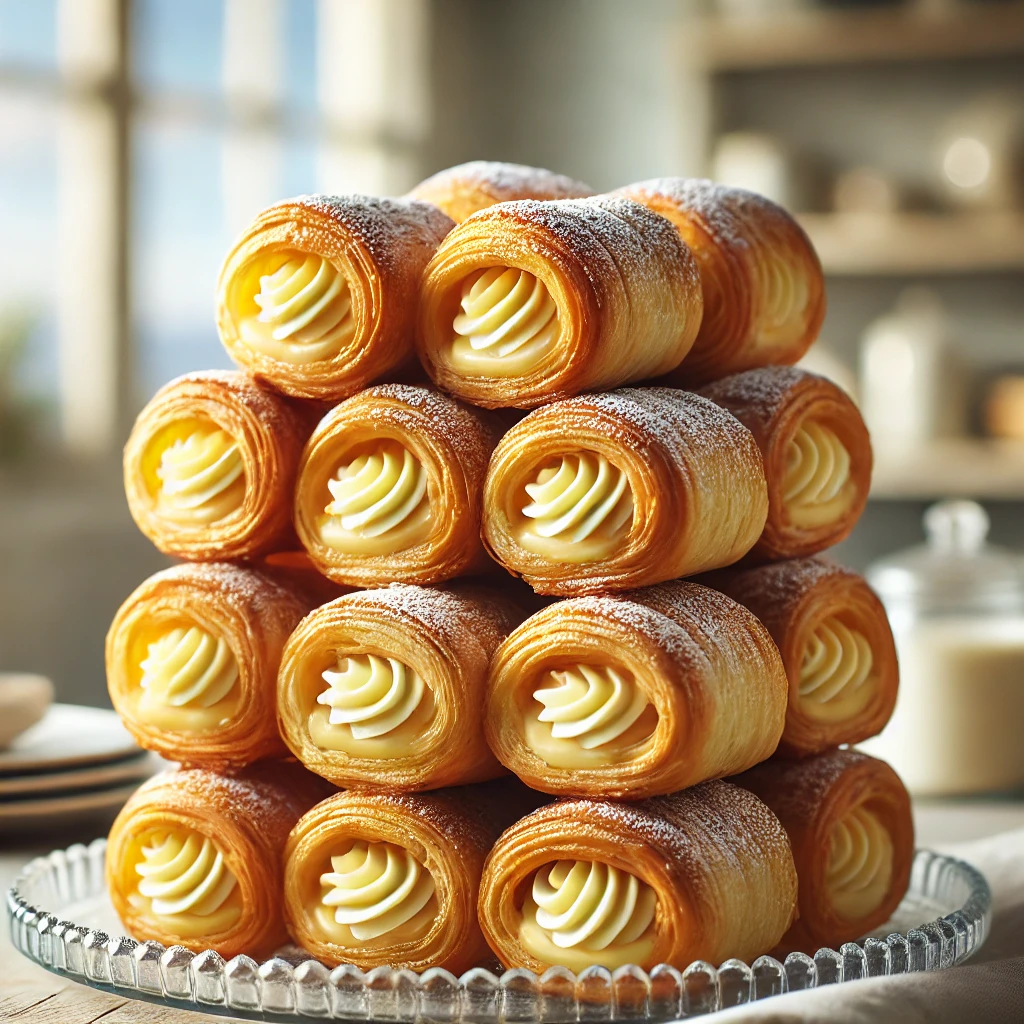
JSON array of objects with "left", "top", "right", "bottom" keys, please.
[
  {"left": 478, "top": 780, "right": 798, "bottom": 972},
  {"left": 703, "top": 557, "right": 898, "bottom": 757},
  {"left": 294, "top": 384, "right": 502, "bottom": 587},
  {"left": 123, "top": 370, "right": 313, "bottom": 561},
  {"left": 699, "top": 367, "right": 872, "bottom": 562},
  {"left": 487, "top": 581, "right": 787, "bottom": 798},
  {"left": 407, "top": 160, "right": 594, "bottom": 223},
  {"left": 417, "top": 196, "right": 703, "bottom": 408},
  {"left": 106, "top": 562, "right": 311, "bottom": 769},
  {"left": 217, "top": 195, "right": 453, "bottom": 400},
  {"left": 482, "top": 387, "right": 768, "bottom": 595},
  {"left": 106, "top": 765, "right": 329, "bottom": 958},
  {"left": 284, "top": 779, "right": 543, "bottom": 973},
  {"left": 733, "top": 749, "right": 913, "bottom": 953},
  {"left": 615, "top": 178, "right": 825, "bottom": 385},
  {"left": 277, "top": 583, "right": 524, "bottom": 790}
]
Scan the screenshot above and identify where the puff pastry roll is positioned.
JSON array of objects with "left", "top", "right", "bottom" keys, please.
[
  {"left": 407, "top": 160, "right": 594, "bottom": 223},
  {"left": 216, "top": 195, "right": 453, "bottom": 400},
  {"left": 295, "top": 384, "right": 502, "bottom": 587},
  {"left": 482, "top": 388, "right": 768, "bottom": 595},
  {"left": 733, "top": 750, "right": 913, "bottom": 953},
  {"left": 106, "top": 765, "right": 328, "bottom": 958},
  {"left": 278, "top": 583, "right": 523, "bottom": 790},
  {"left": 123, "top": 371, "right": 312, "bottom": 561},
  {"left": 699, "top": 368, "right": 872, "bottom": 561},
  {"left": 487, "top": 581, "right": 787, "bottom": 798},
  {"left": 417, "top": 196, "right": 703, "bottom": 408},
  {"left": 704, "top": 557, "right": 898, "bottom": 757},
  {"left": 479, "top": 780, "right": 798, "bottom": 972},
  {"left": 616, "top": 178, "right": 825, "bottom": 384},
  {"left": 106, "top": 563, "right": 310, "bottom": 769},
  {"left": 284, "top": 780, "right": 542, "bottom": 973}
]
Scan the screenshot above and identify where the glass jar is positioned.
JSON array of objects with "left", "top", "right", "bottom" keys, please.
[{"left": 861, "top": 500, "right": 1024, "bottom": 794}]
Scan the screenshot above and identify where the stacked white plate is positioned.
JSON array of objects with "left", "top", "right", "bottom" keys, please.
[{"left": 1, "top": 704, "right": 163, "bottom": 834}]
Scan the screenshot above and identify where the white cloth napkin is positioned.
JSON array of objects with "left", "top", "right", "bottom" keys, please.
[{"left": 697, "top": 828, "right": 1024, "bottom": 1023}]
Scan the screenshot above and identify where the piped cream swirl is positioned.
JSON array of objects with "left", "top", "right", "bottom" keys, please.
[
  {"left": 757, "top": 252, "right": 811, "bottom": 344},
  {"left": 156, "top": 427, "right": 245, "bottom": 524},
  {"left": 782, "top": 422, "right": 854, "bottom": 528},
  {"left": 450, "top": 267, "right": 559, "bottom": 376},
  {"left": 826, "top": 806, "right": 894, "bottom": 920},
  {"left": 518, "top": 452, "right": 633, "bottom": 563},
  {"left": 520, "top": 860, "right": 657, "bottom": 971},
  {"left": 139, "top": 626, "right": 239, "bottom": 711},
  {"left": 319, "top": 442, "right": 431, "bottom": 554},
  {"left": 313, "top": 839, "right": 437, "bottom": 944},
  {"left": 132, "top": 828, "right": 241, "bottom": 936},
  {"left": 239, "top": 252, "right": 355, "bottom": 364},
  {"left": 799, "top": 618, "right": 875, "bottom": 723},
  {"left": 525, "top": 665, "right": 657, "bottom": 767},
  {"left": 308, "top": 653, "right": 434, "bottom": 757}
]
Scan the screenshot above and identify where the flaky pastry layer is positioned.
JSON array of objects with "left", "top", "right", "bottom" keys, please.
[
  {"left": 482, "top": 388, "right": 768, "bottom": 594},
  {"left": 699, "top": 367, "right": 872, "bottom": 561},
  {"left": 487, "top": 581, "right": 787, "bottom": 798},
  {"left": 478, "top": 780, "right": 798, "bottom": 971},
  {"left": 616, "top": 178, "right": 825, "bottom": 384},
  {"left": 418, "top": 197, "right": 703, "bottom": 408},
  {"left": 217, "top": 195, "right": 453, "bottom": 400},
  {"left": 733, "top": 749, "right": 913, "bottom": 954}
]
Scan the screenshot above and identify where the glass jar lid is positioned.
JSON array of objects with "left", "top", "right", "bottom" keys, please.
[{"left": 867, "top": 500, "right": 1024, "bottom": 618}]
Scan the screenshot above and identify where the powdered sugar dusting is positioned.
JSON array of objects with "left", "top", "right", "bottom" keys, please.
[
  {"left": 413, "top": 161, "right": 594, "bottom": 204},
  {"left": 699, "top": 367, "right": 821, "bottom": 431}
]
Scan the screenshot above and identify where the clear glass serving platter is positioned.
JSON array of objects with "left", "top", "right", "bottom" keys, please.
[{"left": 8, "top": 839, "right": 989, "bottom": 1022}]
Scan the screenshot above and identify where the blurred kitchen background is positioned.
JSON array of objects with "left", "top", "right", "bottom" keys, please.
[{"left": 1, "top": 0, "right": 1023, "bottom": 712}]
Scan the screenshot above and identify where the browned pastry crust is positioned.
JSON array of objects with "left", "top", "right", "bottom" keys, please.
[
  {"left": 106, "top": 765, "right": 329, "bottom": 958},
  {"left": 699, "top": 368, "right": 872, "bottom": 561},
  {"left": 216, "top": 195, "right": 454, "bottom": 400},
  {"left": 486, "top": 581, "right": 788, "bottom": 798},
  {"left": 733, "top": 750, "right": 914, "bottom": 954},
  {"left": 417, "top": 197, "right": 703, "bottom": 408},
  {"left": 294, "top": 384, "right": 503, "bottom": 587},
  {"left": 106, "top": 563, "right": 311, "bottom": 769},
  {"left": 481, "top": 387, "right": 768, "bottom": 595},
  {"left": 283, "top": 780, "right": 545, "bottom": 973},
  {"left": 478, "top": 780, "right": 798, "bottom": 971},
  {"left": 123, "top": 370, "right": 314, "bottom": 561},
  {"left": 615, "top": 177, "right": 825, "bottom": 385},
  {"left": 702, "top": 558, "right": 899, "bottom": 757},
  {"left": 277, "top": 583, "right": 525, "bottom": 790},
  {"left": 407, "top": 160, "right": 594, "bottom": 222},
  {"left": 256, "top": 550, "right": 352, "bottom": 607}
]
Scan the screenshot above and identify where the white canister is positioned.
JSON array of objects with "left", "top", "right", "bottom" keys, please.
[{"left": 861, "top": 500, "right": 1024, "bottom": 795}]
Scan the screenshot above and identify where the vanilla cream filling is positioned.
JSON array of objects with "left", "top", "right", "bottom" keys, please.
[
  {"left": 826, "top": 806, "right": 894, "bottom": 921},
  {"left": 312, "top": 839, "right": 438, "bottom": 946},
  {"left": 237, "top": 251, "right": 355, "bottom": 364},
  {"left": 155, "top": 426, "right": 245, "bottom": 525},
  {"left": 782, "top": 422, "right": 855, "bottom": 529},
  {"left": 516, "top": 452, "right": 634, "bottom": 563},
  {"left": 308, "top": 653, "right": 434, "bottom": 758},
  {"left": 137, "top": 625, "right": 240, "bottom": 731},
  {"left": 318, "top": 441, "right": 431, "bottom": 555},
  {"left": 757, "top": 253, "right": 811, "bottom": 345},
  {"left": 130, "top": 828, "right": 241, "bottom": 937},
  {"left": 519, "top": 860, "right": 657, "bottom": 971},
  {"left": 450, "top": 267, "right": 559, "bottom": 376},
  {"left": 798, "top": 617, "right": 876, "bottom": 724},
  {"left": 524, "top": 665, "right": 657, "bottom": 768}
]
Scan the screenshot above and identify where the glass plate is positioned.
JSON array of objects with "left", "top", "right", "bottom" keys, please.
[{"left": 7, "top": 840, "right": 990, "bottom": 1022}]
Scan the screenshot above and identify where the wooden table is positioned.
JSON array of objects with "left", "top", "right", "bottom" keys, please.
[{"left": 4, "top": 801, "right": 1024, "bottom": 1023}]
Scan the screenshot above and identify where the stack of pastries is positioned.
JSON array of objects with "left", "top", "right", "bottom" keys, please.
[{"left": 104, "top": 160, "right": 913, "bottom": 977}]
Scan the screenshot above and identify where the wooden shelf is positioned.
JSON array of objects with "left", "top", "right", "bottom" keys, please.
[
  {"left": 871, "top": 439, "right": 1024, "bottom": 499},
  {"left": 693, "top": 2, "right": 1024, "bottom": 71},
  {"left": 796, "top": 212, "right": 1024, "bottom": 275}
]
